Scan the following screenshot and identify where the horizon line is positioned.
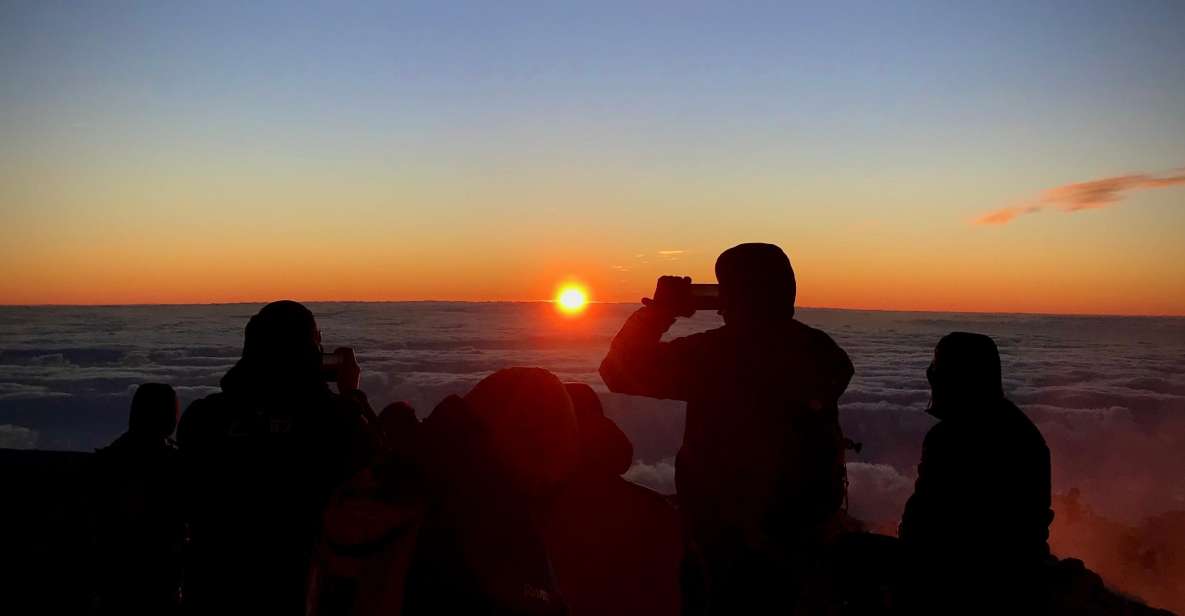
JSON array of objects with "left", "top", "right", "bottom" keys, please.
[{"left": 0, "top": 300, "right": 1181, "bottom": 319}]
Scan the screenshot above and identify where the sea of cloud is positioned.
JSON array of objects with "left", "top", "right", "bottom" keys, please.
[{"left": 1, "top": 302, "right": 1183, "bottom": 527}]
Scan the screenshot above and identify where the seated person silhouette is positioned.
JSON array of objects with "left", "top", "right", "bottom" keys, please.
[
  {"left": 403, "top": 368, "right": 575, "bottom": 616},
  {"left": 599, "top": 243, "right": 854, "bottom": 614},
  {"left": 92, "top": 383, "right": 185, "bottom": 615},
  {"left": 899, "top": 332, "right": 1053, "bottom": 610},
  {"left": 177, "top": 300, "right": 378, "bottom": 615},
  {"left": 539, "top": 383, "right": 682, "bottom": 616}
]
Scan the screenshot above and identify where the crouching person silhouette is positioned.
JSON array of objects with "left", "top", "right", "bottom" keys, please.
[
  {"left": 899, "top": 332, "right": 1054, "bottom": 612},
  {"left": 599, "top": 243, "right": 854, "bottom": 615},
  {"left": 177, "top": 300, "right": 379, "bottom": 615}
]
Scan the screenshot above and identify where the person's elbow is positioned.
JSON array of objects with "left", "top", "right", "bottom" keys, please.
[
  {"left": 601, "top": 351, "right": 655, "bottom": 396},
  {"left": 599, "top": 354, "right": 630, "bottom": 393}
]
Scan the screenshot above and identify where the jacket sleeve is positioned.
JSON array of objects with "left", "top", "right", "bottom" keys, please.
[
  {"left": 334, "top": 390, "right": 382, "bottom": 481},
  {"left": 599, "top": 306, "right": 705, "bottom": 402},
  {"left": 828, "top": 340, "right": 855, "bottom": 400},
  {"left": 899, "top": 423, "right": 951, "bottom": 545}
]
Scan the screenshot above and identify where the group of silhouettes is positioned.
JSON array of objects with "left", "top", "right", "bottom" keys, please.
[{"left": 89, "top": 243, "right": 1081, "bottom": 616}]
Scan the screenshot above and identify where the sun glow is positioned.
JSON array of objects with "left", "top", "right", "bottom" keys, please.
[{"left": 555, "top": 285, "right": 589, "bottom": 314}]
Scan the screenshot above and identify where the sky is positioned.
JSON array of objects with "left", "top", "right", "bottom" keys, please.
[{"left": 2, "top": 1, "right": 1184, "bottom": 314}]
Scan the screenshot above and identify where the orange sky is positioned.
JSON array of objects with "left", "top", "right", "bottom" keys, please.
[
  {"left": 3, "top": 218, "right": 1183, "bottom": 315},
  {"left": 2, "top": 161, "right": 1183, "bottom": 314}
]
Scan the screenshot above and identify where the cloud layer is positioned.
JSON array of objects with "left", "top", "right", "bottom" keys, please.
[
  {"left": 1, "top": 303, "right": 1183, "bottom": 525},
  {"left": 3, "top": 303, "right": 1183, "bottom": 612},
  {"left": 975, "top": 169, "right": 1185, "bottom": 225}
]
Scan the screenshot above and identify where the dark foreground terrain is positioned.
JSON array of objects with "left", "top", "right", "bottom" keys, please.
[{"left": 2, "top": 448, "right": 1178, "bottom": 615}]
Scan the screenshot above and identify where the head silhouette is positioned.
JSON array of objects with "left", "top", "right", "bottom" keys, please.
[
  {"left": 379, "top": 401, "right": 418, "bottom": 438},
  {"left": 241, "top": 300, "right": 322, "bottom": 379},
  {"left": 715, "top": 243, "right": 797, "bottom": 324},
  {"left": 565, "top": 383, "right": 633, "bottom": 477},
  {"left": 129, "top": 382, "right": 179, "bottom": 439},
  {"left": 378, "top": 401, "right": 419, "bottom": 455},
  {"left": 926, "top": 332, "right": 1004, "bottom": 418},
  {"left": 464, "top": 368, "right": 579, "bottom": 494}
]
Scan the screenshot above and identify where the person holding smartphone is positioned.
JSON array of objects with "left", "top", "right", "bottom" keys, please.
[
  {"left": 600, "top": 243, "right": 854, "bottom": 615},
  {"left": 177, "top": 300, "right": 378, "bottom": 615}
]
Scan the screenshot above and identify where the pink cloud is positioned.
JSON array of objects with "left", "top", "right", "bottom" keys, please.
[
  {"left": 974, "top": 204, "right": 1042, "bottom": 225},
  {"left": 974, "top": 169, "right": 1185, "bottom": 225}
]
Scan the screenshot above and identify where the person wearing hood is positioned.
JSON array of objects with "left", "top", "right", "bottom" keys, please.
[
  {"left": 92, "top": 383, "right": 185, "bottom": 615},
  {"left": 177, "top": 300, "right": 378, "bottom": 615},
  {"left": 403, "top": 367, "right": 575, "bottom": 616},
  {"left": 599, "top": 243, "right": 855, "bottom": 615},
  {"left": 898, "top": 332, "right": 1053, "bottom": 611}
]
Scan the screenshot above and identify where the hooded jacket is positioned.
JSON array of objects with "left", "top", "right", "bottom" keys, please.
[
  {"left": 900, "top": 397, "right": 1053, "bottom": 568},
  {"left": 600, "top": 306, "right": 854, "bottom": 548},
  {"left": 177, "top": 359, "right": 376, "bottom": 615}
]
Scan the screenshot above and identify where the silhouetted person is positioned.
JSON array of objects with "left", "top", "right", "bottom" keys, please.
[
  {"left": 540, "top": 383, "right": 682, "bottom": 616},
  {"left": 403, "top": 368, "right": 574, "bottom": 616},
  {"left": 600, "top": 243, "right": 854, "bottom": 615},
  {"left": 898, "top": 332, "right": 1053, "bottom": 611},
  {"left": 91, "top": 383, "right": 184, "bottom": 615},
  {"left": 177, "top": 300, "right": 378, "bottom": 615}
]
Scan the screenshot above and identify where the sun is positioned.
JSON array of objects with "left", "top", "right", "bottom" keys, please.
[{"left": 555, "top": 285, "right": 589, "bottom": 314}]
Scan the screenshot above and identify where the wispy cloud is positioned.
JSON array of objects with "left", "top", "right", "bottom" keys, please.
[
  {"left": 628, "top": 249, "right": 686, "bottom": 265},
  {"left": 975, "top": 169, "right": 1185, "bottom": 225}
]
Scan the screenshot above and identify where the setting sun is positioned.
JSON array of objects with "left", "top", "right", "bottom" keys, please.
[{"left": 556, "top": 286, "right": 589, "bottom": 314}]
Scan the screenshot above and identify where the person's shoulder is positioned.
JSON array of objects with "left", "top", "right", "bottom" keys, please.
[
  {"left": 790, "top": 319, "right": 853, "bottom": 374},
  {"left": 176, "top": 391, "right": 229, "bottom": 445},
  {"left": 187, "top": 390, "right": 227, "bottom": 413},
  {"left": 180, "top": 391, "right": 229, "bottom": 423},
  {"left": 1002, "top": 399, "right": 1049, "bottom": 448},
  {"left": 792, "top": 319, "right": 845, "bottom": 351},
  {"left": 94, "top": 433, "right": 127, "bottom": 459},
  {"left": 922, "top": 418, "right": 958, "bottom": 450}
]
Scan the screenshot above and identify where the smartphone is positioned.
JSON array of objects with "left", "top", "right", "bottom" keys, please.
[
  {"left": 654, "top": 278, "right": 721, "bottom": 315},
  {"left": 320, "top": 352, "right": 342, "bottom": 381},
  {"left": 688, "top": 283, "right": 721, "bottom": 311}
]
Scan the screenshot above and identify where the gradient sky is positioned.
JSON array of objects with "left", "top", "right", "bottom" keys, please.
[{"left": 2, "top": 1, "right": 1184, "bottom": 314}]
